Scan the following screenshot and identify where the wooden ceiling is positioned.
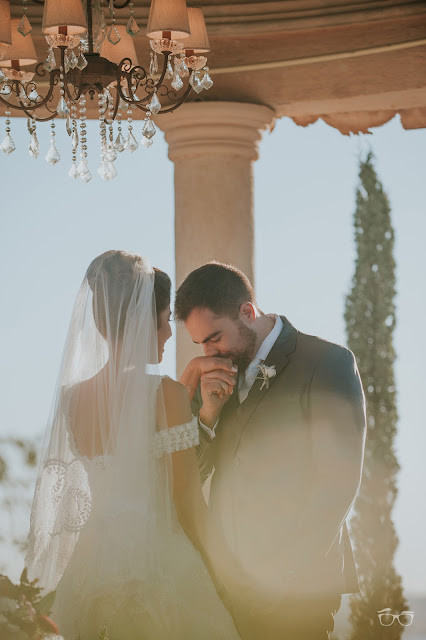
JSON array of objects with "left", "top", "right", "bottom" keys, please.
[{"left": 6, "top": 1, "right": 426, "bottom": 133}]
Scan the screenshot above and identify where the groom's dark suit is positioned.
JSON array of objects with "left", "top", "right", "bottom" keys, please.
[{"left": 193, "top": 316, "right": 367, "bottom": 639}]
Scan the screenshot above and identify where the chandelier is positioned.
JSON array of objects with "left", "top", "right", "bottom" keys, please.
[{"left": 0, "top": 0, "right": 213, "bottom": 181}]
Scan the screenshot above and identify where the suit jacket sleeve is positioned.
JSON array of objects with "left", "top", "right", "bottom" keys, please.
[
  {"left": 292, "top": 344, "right": 367, "bottom": 568},
  {"left": 191, "top": 386, "right": 215, "bottom": 486}
]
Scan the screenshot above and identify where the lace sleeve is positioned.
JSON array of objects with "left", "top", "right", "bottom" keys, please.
[{"left": 152, "top": 416, "right": 200, "bottom": 458}]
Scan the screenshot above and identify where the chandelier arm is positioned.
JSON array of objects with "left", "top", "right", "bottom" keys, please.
[
  {"left": 19, "top": 106, "right": 57, "bottom": 122},
  {"left": 134, "top": 84, "right": 192, "bottom": 115},
  {"left": 0, "top": 69, "right": 59, "bottom": 112},
  {"left": 116, "top": 60, "right": 151, "bottom": 106}
]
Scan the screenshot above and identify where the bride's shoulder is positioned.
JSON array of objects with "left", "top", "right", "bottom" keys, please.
[{"left": 160, "top": 376, "right": 193, "bottom": 428}]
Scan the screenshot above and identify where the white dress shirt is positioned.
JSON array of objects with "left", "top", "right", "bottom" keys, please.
[{"left": 200, "top": 315, "right": 284, "bottom": 439}]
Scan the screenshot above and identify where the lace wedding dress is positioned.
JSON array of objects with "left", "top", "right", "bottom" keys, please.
[{"left": 24, "top": 252, "right": 240, "bottom": 640}]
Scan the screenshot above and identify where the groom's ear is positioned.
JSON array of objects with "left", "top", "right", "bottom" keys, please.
[{"left": 239, "top": 302, "right": 256, "bottom": 322}]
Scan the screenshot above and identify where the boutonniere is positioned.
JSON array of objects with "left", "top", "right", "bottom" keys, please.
[{"left": 256, "top": 364, "right": 276, "bottom": 390}]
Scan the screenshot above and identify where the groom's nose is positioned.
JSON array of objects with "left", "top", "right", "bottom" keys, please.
[{"left": 203, "top": 343, "right": 220, "bottom": 357}]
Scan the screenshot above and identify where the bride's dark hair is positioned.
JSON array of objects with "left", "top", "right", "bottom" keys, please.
[{"left": 86, "top": 250, "right": 171, "bottom": 338}]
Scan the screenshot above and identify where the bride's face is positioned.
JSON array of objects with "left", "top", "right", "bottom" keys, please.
[{"left": 157, "top": 305, "right": 172, "bottom": 362}]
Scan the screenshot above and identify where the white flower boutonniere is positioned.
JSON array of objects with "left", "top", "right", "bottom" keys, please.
[{"left": 256, "top": 364, "right": 276, "bottom": 390}]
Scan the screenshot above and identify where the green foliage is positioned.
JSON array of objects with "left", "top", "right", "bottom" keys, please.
[{"left": 345, "top": 153, "right": 408, "bottom": 640}]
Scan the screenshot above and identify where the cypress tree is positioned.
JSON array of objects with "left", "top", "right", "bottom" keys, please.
[{"left": 345, "top": 152, "right": 408, "bottom": 640}]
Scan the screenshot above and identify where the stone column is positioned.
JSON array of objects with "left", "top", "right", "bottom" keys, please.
[{"left": 160, "top": 101, "right": 275, "bottom": 374}]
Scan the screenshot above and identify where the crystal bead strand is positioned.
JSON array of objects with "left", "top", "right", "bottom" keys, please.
[
  {"left": 126, "top": 2, "right": 139, "bottom": 36},
  {"left": 103, "top": 89, "right": 117, "bottom": 179},
  {"left": 114, "top": 99, "right": 125, "bottom": 152},
  {"left": 57, "top": 65, "right": 69, "bottom": 118},
  {"left": 68, "top": 102, "right": 79, "bottom": 178},
  {"left": 97, "top": 92, "right": 111, "bottom": 180},
  {"left": 77, "top": 94, "right": 91, "bottom": 182},
  {"left": 17, "top": 0, "right": 32, "bottom": 37},
  {"left": 107, "top": 0, "right": 121, "bottom": 45},
  {"left": 28, "top": 119, "right": 40, "bottom": 159},
  {"left": 45, "top": 121, "right": 60, "bottom": 165},
  {"left": 105, "top": 92, "right": 117, "bottom": 165},
  {"left": 124, "top": 106, "right": 138, "bottom": 153},
  {"left": 0, "top": 110, "right": 16, "bottom": 155}
]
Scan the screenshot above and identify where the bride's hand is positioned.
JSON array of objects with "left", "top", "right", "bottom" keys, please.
[{"left": 193, "top": 356, "right": 237, "bottom": 378}]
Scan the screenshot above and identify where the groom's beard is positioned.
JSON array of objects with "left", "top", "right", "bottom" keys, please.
[{"left": 223, "top": 321, "right": 257, "bottom": 372}]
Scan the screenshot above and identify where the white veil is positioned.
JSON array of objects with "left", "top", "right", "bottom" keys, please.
[{"left": 24, "top": 250, "right": 175, "bottom": 609}]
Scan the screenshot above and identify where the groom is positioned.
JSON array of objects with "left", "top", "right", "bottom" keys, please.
[{"left": 175, "top": 262, "right": 367, "bottom": 640}]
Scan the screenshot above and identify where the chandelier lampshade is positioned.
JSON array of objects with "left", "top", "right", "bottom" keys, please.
[
  {"left": 185, "top": 7, "right": 210, "bottom": 53},
  {"left": 1, "top": 18, "right": 37, "bottom": 67},
  {"left": 42, "top": 0, "right": 87, "bottom": 36},
  {"left": 0, "top": 0, "right": 12, "bottom": 47},
  {"left": 100, "top": 25, "right": 139, "bottom": 66},
  {"left": 146, "top": 0, "right": 190, "bottom": 40}
]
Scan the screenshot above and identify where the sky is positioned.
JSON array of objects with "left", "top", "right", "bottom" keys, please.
[{"left": 0, "top": 111, "right": 425, "bottom": 597}]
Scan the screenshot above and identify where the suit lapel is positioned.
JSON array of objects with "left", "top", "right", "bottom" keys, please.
[{"left": 231, "top": 316, "right": 298, "bottom": 452}]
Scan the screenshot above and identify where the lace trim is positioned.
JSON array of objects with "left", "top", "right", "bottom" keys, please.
[{"left": 152, "top": 416, "right": 199, "bottom": 458}]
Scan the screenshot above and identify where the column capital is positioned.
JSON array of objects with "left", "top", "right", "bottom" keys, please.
[{"left": 159, "top": 101, "right": 275, "bottom": 162}]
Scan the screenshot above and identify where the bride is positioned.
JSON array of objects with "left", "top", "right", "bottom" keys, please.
[{"left": 24, "top": 250, "right": 242, "bottom": 640}]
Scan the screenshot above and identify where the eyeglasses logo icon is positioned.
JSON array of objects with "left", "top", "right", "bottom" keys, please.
[{"left": 377, "top": 608, "right": 414, "bottom": 627}]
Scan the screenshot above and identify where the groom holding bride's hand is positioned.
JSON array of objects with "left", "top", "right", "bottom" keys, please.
[{"left": 177, "top": 262, "right": 367, "bottom": 640}]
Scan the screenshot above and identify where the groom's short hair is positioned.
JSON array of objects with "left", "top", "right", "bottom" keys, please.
[{"left": 174, "top": 262, "right": 255, "bottom": 321}]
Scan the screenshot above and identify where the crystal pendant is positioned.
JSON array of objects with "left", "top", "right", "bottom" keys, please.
[
  {"left": 171, "top": 72, "right": 183, "bottom": 92},
  {"left": 28, "top": 87, "right": 39, "bottom": 101},
  {"left": 141, "top": 136, "right": 153, "bottom": 149},
  {"left": 81, "top": 169, "right": 92, "bottom": 183},
  {"left": 114, "top": 132, "right": 125, "bottom": 152},
  {"left": 126, "top": 16, "right": 139, "bottom": 36},
  {"left": 124, "top": 131, "right": 138, "bottom": 153},
  {"left": 201, "top": 71, "right": 214, "bottom": 90},
  {"left": 56, "top": 96, "right": 69, "bottom": 118},
  {"left": 43, "top": 48, "right": 56, "bottom": 72},
  {"left": 0, "top": 83, "right": 12, "bottom": 96},
  {"left": 142, "top": 118, "right": 156, "bottom": 140},
  {"left": 165, "top": 59, "right": 174, "bottom": 79},
  {"left": 17, "top": 14, "right": 32, "bottom": 37},
  {"left": 68, "top": 162, "right": 79, "bottom": 179},
  {"left": 68, "top": 49, "right": 78, "bottom": 69},
  {"left": 76, "top": 52, "right": 88, "bottom": 70},
  {"left": 0, "top": 133, "right": 16, "bottom": 155},
  {"left": 45, "top": 140, "right": 60, "bottom": 165},
  {"left": 97, "top": 160, "right": 110, "bottom": 181},
  {"left": 190, "top": 71, "right": 203, "bottom": 94},
  {"left": 77, "top": 158, "right": 91, "bottom": 181},
  {"left": 71, "top": 129, "right": 79, "bottom": 148},
  {"left": 147, "top": 92, "right": 161, "bottom": 115},
  {"left": 177, "top": 57, "right": 189, "bottom": 78},
  {"left": 107, "top": 25, "right": 121, "bottom": 45},
  {"left": 64, "top": 51, "right": 70, "bottom": 73},
  {"left": 107, "top": 161, "right": 117, "bottom": 180},
  {"left": 106, "top": 144, "right": 117, "bottom": 162},
  {"left": 29, "top": 132, "right": 40, "bottom": 159},
  {"left": 149, "top": 53, "right": 158, "bottom": 76}
]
